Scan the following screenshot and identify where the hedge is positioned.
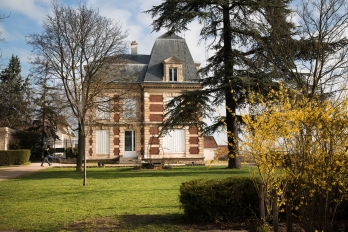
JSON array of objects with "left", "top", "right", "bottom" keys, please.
[
  {"left": 0, "top": 150, "right": 31, "bottom": 165},
  {"left": 179, "top": 177, "right": 260, "bottom": 222}
]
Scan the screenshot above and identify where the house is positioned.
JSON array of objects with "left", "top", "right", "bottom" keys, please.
[
  {"left": 86, "top": 34, "right": 204, "bottom": 165},
  {"left": 52, "top": 126, "right": 76, "bottom": 158},
  {"left": 203, "top": 136, "right": 218, "bottom": 161}
]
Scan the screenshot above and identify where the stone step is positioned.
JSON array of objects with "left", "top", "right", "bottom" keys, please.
[{"left": 118, "top": 158, "right": 141, "bottom": 164}]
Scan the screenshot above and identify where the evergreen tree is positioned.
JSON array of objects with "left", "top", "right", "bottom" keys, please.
[
  {"left": 0, "top": 55, "right": 30, "bottom": 129},
  {"left": 30, "top": 76, "right": 64, "bottom": 147},
  {"left": 145, "top": 0, "right": 294, "bottom": 168}
]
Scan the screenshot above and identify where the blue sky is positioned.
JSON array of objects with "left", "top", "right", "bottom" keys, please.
[{"left": 0, "top": 0, "right": 206, "bottom": 77}]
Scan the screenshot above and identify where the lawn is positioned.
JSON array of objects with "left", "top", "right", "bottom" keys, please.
[{"left": 0, "top": 165, "right": 255, "bottom": 232}]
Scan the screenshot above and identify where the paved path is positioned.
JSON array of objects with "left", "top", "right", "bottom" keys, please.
[{"left": 0, "top": 162, "right": 75, "bottom": 181}]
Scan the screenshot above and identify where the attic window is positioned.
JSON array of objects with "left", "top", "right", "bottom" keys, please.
[
  {"left": 163, "top": 57, "right": 182, "bottom": 82},
  {"left": 169, "top": 68, "right": 178, "bottom": 81}
]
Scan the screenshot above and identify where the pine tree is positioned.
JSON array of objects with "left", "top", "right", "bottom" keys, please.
[
  {"left": 145, "top": 0, "right": 294, "bottom": 168},
  {"left": 0, "top": 55, "right": 30, "bottom": 129}
]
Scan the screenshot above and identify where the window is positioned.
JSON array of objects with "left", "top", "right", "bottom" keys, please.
[
  {"left": 96, "top": 130, "right": 109, "bottom": 154},
  {"left": 169, "top": 68, "right": 178, "bottom": 81},
  {"left": 96, "top": 97, "right": 110, "bottom": 119},
  {"left": 124, "top": 98, "right": 136, "bottom": 119},
  {"left": 163, "top": 129, "right": 185, "bottom": 153}
]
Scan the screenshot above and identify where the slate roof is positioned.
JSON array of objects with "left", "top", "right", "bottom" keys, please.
[
  {"left": 143, "top": 33, "right": 199, "bottom": 82},
  {"left": 106, "top": 33, "right": 199, "bottom": 83},
  {"left": 118, "top": 54, "right": 150, "bottom": 82}
]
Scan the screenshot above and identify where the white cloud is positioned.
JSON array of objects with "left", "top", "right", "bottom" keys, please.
[
  {"left": 90, "top": 3, "right": 133, "bottom": 23},
  {"left": 0, "top": 0, "right": 50, "bottom": 25},
  {"left": 0, "top": 0, "right": 207, "bottom": 74},
  {"left": 136, "top": 0, "right": 162, "bottom": 27}
]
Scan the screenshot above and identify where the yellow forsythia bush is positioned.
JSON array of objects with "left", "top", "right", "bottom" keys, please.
[{"left": 241, "top": 85, "right": 348, "bottom": 231}]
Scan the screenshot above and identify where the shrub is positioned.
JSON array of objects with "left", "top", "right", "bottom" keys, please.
[
  {"left": 179, "top": 177, "right": 260, "bottom": 222},
  {"left": 0, "top": 150, "right": 31, "bottom": 165}
]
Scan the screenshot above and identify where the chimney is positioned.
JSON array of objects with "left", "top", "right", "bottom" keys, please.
[{"left": 131, "top": 41, "right": 138, "bottom": 54}]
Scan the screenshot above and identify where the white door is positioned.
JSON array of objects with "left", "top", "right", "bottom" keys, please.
[{"left": 124, "top": 131, "right": 137, "bottom": 158}]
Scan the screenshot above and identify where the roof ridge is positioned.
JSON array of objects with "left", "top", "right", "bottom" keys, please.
[{"left": 157, "top": 33, "right": 184, "bottom": 40}]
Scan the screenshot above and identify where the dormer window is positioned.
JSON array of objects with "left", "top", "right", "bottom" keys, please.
[
  {"left": 169, "top": 68, "right": 178, "bottom": 81},
  {"left": 163, "top": 56, "right": 183, "bottom": 82}
]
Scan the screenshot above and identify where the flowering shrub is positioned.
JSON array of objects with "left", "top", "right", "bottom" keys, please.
[{"left": 241, "top": 86, "right": 348, "bottom": 231}]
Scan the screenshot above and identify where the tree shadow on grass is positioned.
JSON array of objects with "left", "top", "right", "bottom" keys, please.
[
  {"left": 23, "top": 166, "right": 255, "bottom": 181},
  {"left": 62, "top": 214, "right": 255, "bottom": 232}
]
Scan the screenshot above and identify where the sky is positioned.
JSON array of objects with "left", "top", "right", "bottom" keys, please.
[
  {"left": 0, "top": 0, "right": 208, "bottom": 76},
  {"left": 0, "top": 0, "right": 303, "bottom": 145},
  {"left": 0, "top": 0, "right": 227, "bottom": 143}
]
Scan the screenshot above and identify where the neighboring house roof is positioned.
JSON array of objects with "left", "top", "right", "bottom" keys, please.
[
  {"left": 144, "top": 33, "right": 199, "bottom": 82},
  {"left": 57, "top": 125, "right": 76, "bottom": 138},
  {"left": 204, "top": 136, "right": 218, "bottom": 148}
]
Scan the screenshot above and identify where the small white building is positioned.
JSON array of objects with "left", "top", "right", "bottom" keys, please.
[
  {"left": 203, "top": 136, "right": 218, "bottom": 161},
  {"left": 51, "top": 126, "right": 76, "bottom": 157}
]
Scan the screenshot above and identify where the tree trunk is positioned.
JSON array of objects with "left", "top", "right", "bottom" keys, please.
[
  {"left": 222, "top": 3, "right": 240, "bottom": 169},
  {"left": 76, "top": 122, "right": 85, "bottom": 172}
]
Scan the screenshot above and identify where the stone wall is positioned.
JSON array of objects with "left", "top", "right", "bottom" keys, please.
[{"left": 0, "top": 127, "right": 16, "bottom": 150}]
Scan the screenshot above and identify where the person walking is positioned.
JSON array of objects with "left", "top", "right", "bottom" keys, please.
[{"left": 41, "top": 145, "right": 52, "bottom": 166}]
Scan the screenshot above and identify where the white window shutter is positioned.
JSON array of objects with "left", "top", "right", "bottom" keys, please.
[
  {"left": 96, "top": 130, "right": 110, "bottom": 154},
  {"left": 163, "top": 129, "right": 185, "bottom": 153}
]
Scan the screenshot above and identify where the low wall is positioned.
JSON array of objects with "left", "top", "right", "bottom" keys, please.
[{"left": 0, "top": 127, "right": 16, "bottom": 150}]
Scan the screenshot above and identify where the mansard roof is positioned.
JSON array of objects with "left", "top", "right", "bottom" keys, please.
[
  {"left": 108, "top": 33, "right": 199, "bottom": 83},
  {"left": 118, "top": 54, "right": 150, "bottom": 82},
  {"left": 143, "top": 33, "right": 199, "bottom": 82}
]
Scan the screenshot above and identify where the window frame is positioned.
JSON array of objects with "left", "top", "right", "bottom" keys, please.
[
  {"left": 169, "top": 68, "right": 178, "bottom": 82},
  {"left": 123, "top": 97, "right": 137, "bottom": 119},
  {"left": 96, "top": 96, "right": 110, "bottom": 119}
]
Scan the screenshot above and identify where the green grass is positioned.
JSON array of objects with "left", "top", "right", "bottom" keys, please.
[{"left": 0, "top": 165, "right": 255, "bottom": 231}]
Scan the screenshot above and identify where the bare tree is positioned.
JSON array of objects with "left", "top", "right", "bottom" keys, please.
[
  {"left": 270, "top": 0, "right": 348, "bottom": 99},
  {"left": 27, "top": 1, "right": 128, "bottom": 182},
  {"left": 297, "top": 0, "right": 348, "bottom": 98},
  {"left": 0, "top": 13, "right": 10, "bottom": 64}
]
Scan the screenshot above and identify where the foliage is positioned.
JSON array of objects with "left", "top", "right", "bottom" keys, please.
[
  {"left": 179, "top": 177, "right": 260, "bottom": 222},
  {"left": 257, "top": 223, "right": 271, "bottom": 232},
  {"left": 30, "top": 75, "right": 70, "bottom": 147},
  {"left": 145, "top": 0, "right": 294, "bottom": 168},
  {"left": 242, "top": 86, "right": 348, "bottom": 231},
  {"left": 207, "top": 146, "right": 229, "bottom": 168},
  {"left": 0, "top": 55, "right": 31, "bottom": 129},
  {"left": 27, "top": 1, "right": 128, "bottom": 172},
  {"left": 0, "top": 150, "right": 30, "bottom": 165},
  {"left": 9, "top": 130, "right": 41, "bottom": 150}
]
